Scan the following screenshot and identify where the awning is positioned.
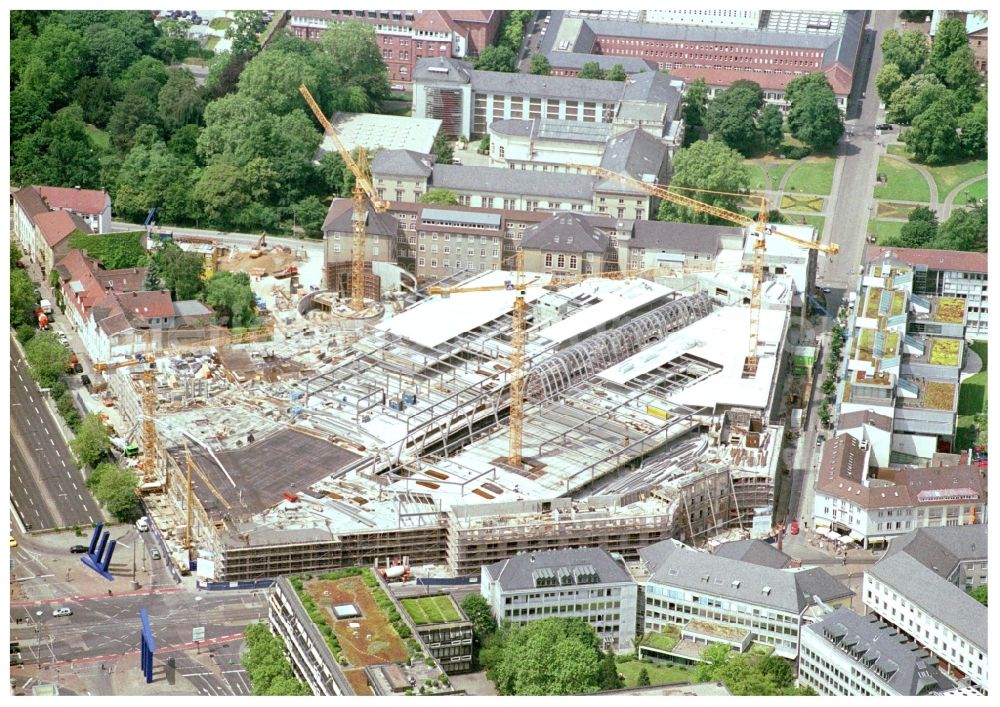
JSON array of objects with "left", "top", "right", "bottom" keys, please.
[
  {"left": 866, "top": 536, "right": 887, "bottom": 544},
  {"left": 824, "top": 529, "right": 842, "bottom": 541},
  {"left": 813, "top": 520, "right": 831, "bottom": 531},
  {"left": 849, "top": 530, "right": 866, "bottom": 543},
  {"left": 837, "top": 534, "right": 854, "bottom": 545}
]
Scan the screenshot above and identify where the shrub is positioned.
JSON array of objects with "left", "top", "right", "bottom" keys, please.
[
  {"left": 779, "top": 143, "right": 811, "bottom": 160},
  {"left": 16, "top": 324, "right": 36, "bottom": 345}
]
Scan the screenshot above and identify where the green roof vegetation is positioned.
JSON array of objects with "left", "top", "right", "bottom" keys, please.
[
  {"left": 401, "top": 595, "right": 463, "bottom": 626},
  {"left": 935, "top": 298, "right": 966, "bottom": 323},
  {"left": 615, "top": 656, "right": 698, "bottom": 688},
  {"left": 864, "top": 288, "right": 883, "bottom": 319},
  {"left": 924, "top": 381, "right": 957, "bottom": 411},
  {"left": 929, "top": 338, "right": 961, "bottom": 367},
  {"left": 890, "top": 291, "right": 905, "bottom": 317},
  {"left": 641, "top": 624, "right": 681, "bottom": 653}
]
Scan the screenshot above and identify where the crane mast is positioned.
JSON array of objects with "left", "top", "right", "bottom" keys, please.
[{"left": 299, "top": 84, "right": 388, "bottom": 311}]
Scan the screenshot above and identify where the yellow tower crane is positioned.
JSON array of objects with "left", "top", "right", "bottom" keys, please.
[
  {"left": 570, "top": 164, "right": 840, "bottom": 376},
  {"left": 299, "top": 84, "right": 389, "bottom": 311}
]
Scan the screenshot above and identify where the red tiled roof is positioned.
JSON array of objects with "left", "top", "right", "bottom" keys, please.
[
  {"left": 669, "top": 65, "right": 852, "bottom": 97},
  {"left": 414, "top": 10, "right": 460, "bottom": 34},
  {"left": 56, "top": 249, "right": 148, "bottom": 322},
  {"left": 34, "top": 211, "right": 87, "bottom": 248},
  {"left": 34, "top": 185, "right": 110, "bottom": 215},
  {"left": 120, "top": 290, "right": 175, "bottom": 320},
  {"left": 446, "top": 11, "right": 495, "bottom": 24},
  {"left": 11, "top": 186, "right": 49, "bottom": 219},
  {"left": 866, "top": 246, "right": 988, "bottom": 274},
  {"left": 822, "top": 63, "right": 854, "bottom": 95},
  {"left": 838, "top": 409, "right": 893, "bottom": 433}
]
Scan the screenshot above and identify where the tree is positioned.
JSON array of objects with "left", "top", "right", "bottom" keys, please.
[
  {"left": 636, "top": 667, "right": 651, "bottom": 687},
  {"left": 86, "top": 26, "right": 143, "bottom": 80},
  {"left": 291, "top": 196, "right": 328, "bottom": 238},
  {"left": 16, "top": 22, "right": 88, "bottom": 105},
  {"left": 204, "top": 271, "right": 257, "bottom": 328},
  {"left": 155, "top": 241, "right": 207, "bottom": 301},
  {"left": 113, "top": 142, "right": 201, "bottom": 225},
  {"left": 578, "top": 62, "right": 606, "bottom": 80},
  {"left": 933, "top": 202, "right": 986, "bottom": 252},
  {"left": 886, "top": 73, "right": 949, "bottom": 125},
  {"left": 597, "top": 649, "right": 624, "bottom": 690},
  {"left": 420, "top": 189, "right": 459, "bottom": 206},
  {"left": 968, "top": 584, "right": 987, "bottom": 606},
  {"left": 695, "top": 643, "right": 733, "bottom": 682},
  {"left": 487, "top": 619, "right": 603, "bottom": 695},
  {"left": 157, "top": 68, "right": 206, "bottom": 134},
  {"left": 943, "top": 44, "right": 981, "bottom": 106},
  {"left": 90, "top": 463, "right": 140, "bottom": 521},
  {"left": 317, "top": 22, "right": 391, "bottom": 111},
  {"left": 476, "top": 45, "right": 517, "bottom": 73},
  {"left": 226, "top": 11, "right": 265, "bottom": 56},
  {"left": 168, "top": 124, "right": 202, "bottom": 162},
  {"left": 657, "top": 140, "right": 751, "bottom": 224},
  {"left": 108, "top": 92, "right": 161, "bottom": 155},
  {"left": 682, "top": 78, "right": 710, "bottom": 146},
  {"left": 236, "top": 49, "right": 321, "bottom": 117},
  {"left": 193, "top": 160, "right": 252, "bottom": 225},
  {"left": 880, "top": 29, "right": 930, "bottom": 78},
  {"left": 875, "top": 63, "right": 905, "bottom": 104},
  {"left": 10, "top": 268, "right": 38, "bottom": 329},
  {"left": 478, "top": 134, "right": 491, "bottom": 155},
  {"left": 818, "top": 400, "right": 832, "bottom": 425},
  {"left": 152, "top": 19, "right": 199, "bottom": 64},
  {"left": 606, "top": 64, "right": 628, "bottom": 82},
  {"left": 461, "top": 594, "right": 498, "bottom": 644},
  {"left": 529, "top": 53, "right": 551, "bottom": 76},
  {"left": 929, "top": 18, "right": 970, "bottom": 80},
  {"left": 116, "top": 56, "right": 171, "bottom": 100},
  {"left": 899, "top": 10, "right": 932, "bottom": 22},
  {"left": 143, "top": 260, "right": 162, "bottom": 291},
  {"left": 957, "top": 97, "right": 987, "bottom": 158},
  {"left": 901, "top": 99, "right": 959, "bottom": 164},
  {"left": 758, "top": 105, "right": 784, "bottom": 153},
  {"left": 705, "top": 82, "right": 764, "bottom": 155},
  {"left": 12, "top": 106, "right": 103, "bottom": 190},
  {"left": 432, "top": 130, "right": 454, "bottom": 165},
  {"left": 24, "top": 332, "right": 70, "bottom": 389},
  {"left": 11, "top": 85, "right": 52, "bottom": 141},
  {"left": 70, "top": 413, "right": 112, "bottom": 469},
  {"left": 785, "top": 72, "right": 833, "bottom": 106},
  {"left": 787, "top": 81, "right": 843, "bottom": 150}
]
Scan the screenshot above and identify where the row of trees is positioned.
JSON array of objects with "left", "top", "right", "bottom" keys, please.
[
  {"left": 696, "top": 645, "right": 813, "bottom": 696},
  {"left": 242, "top": 623, "right": 311, "bottom": 696},
  {"left": 883, "top": 203, "right": 987, "bottom": 252},
  {"left": 529, "top": 54, "right": 628, "bottom": 81},
  {"left": 475, "top": 10, "right": 533, "bottom": 73},
  {"left": 818, "top": 323, "right": 847, "bottom": 427},
  {"left": 876, "top": 20, "right": 986, "bottom": 164}
]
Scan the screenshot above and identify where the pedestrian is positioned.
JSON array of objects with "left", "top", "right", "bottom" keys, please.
[
  {"left": 842, "top": 556, "right": 847, "bottom": 566},
  {"left": 108, "top": 589, "right": 113, "bottom": 596}
]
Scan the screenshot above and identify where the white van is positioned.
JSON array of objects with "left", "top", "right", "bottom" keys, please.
[{"left": 136, "top": 516, "right": 150, "bottom": 532}]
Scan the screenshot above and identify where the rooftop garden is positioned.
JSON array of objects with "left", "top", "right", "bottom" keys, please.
[
  {"left": 640, "top": 624, "right": 681, "bottom": 653},
  {"left": 685, "top": 620, "right": 748, "bottom": 642},
  {"left": 855, "top": 329, "right": 900, "bottom": 362},
  {"left": 924, "top": 381, "right": 957, "bottom": 411},
  {"left": 863, "top": 288, "right": 883, "bottom": 319},
  {"left": 401, "top": 595, "right": 463, "bottom": 626},
  {"left": 929, "top": 338, "right": 961, "bottom": 367},
  {"left": 934, "top": 298, "right": 966, "bottom": 324},
  {"left": 890, "top": 291, "right": 905, "bottom": 317}
]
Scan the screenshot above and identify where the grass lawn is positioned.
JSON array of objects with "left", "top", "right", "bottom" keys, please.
[
  {"left": 209, "top": 16, "right": 233, "bottom": 30},
  {"left": 764, "top": 160, "right": 795, "bottom": 189},
  {"left": 401, "top": 595, "right": 462, "bottom": 625},
  {"left": 616, "top": 658, "right": 698, "bottom": 688},
  {"left": 952, "top": 178, "right": 987, "bottom": 205},
  {"left": 955, "top": 342, "right": 987, "bottom": 451},
  {"left": 887, "top": 143, "right": 911, "bottom": 158},
  {"left": 874, "top": 157, "right": 930, "bottom": 202},
  {"left": 784, "top": 158, "right": 835, "bottom": 195},
  {"left": 745, "top": 162, "right": 768, "bottom": 190},
  {"left": 925, "top": 159, "right": 988, "bottom": 200},
  {"left": 85, "top": 124, "right": 110, "bottom": 151},
  {"left": 868, "top": 219, "right": 904, "bottom": 243},
  {"left": 782, "top": 213, "right": 825, "bottom": 233},
  {"left": 204, "top": 35, "right": 220, "bottom": 51}
]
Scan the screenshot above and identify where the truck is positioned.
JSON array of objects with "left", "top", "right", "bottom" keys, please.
[
  {"left": 37, "top": 311, "right": 50, "bottom": 330},
  {"left": 39, "top": 299, "right": 53, "bottom": 315},
  {"left": 273, "top": 265, "right": 298, "bottom": 279}
]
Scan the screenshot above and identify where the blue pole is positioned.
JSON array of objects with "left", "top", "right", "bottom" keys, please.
[
  {"left": 88, "top": 523, "right": 103, "bottom": 555},
  {"left": 95, "top": 530, "right": 110, "bottom": 562},
  {"left": 101, "top": 539, "right": 117, "bottom": 572}
]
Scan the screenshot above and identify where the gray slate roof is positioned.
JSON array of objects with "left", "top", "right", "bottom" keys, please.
[
  {"left": 490, "top": 118, "right": 612, "bottom": 144},
  {"left": 804, "top": 608, "right": 956, "bottom": 696},
  {"left": 546, "top": 52, "right": 657, "bottom": 74},
  {"left": 412, "top": 56, "right": 473, "bottom": 84},
  {"left": 430, "top": 165, "right": 595, "bottom": 200},
  {"left": 622, "top": 69, "right": 681, "bottom": 109},
  {"left": 521, "top": 212, "right": 610, "bottom": 254},
  {"left": 713, "top": 539, "right": 791, "bottom": 569},
  {"left": 484, "top": 547, "right": 633, "bottom": 591},
  {"left": 630, "top": 221, "right": 742, "bottom": 254},
  {"left": 598, "top": 128, "right": 668, "bottom": 192},
  {"left": 868, "top": 525, "right": 988, "bottom": 651},
  {"left": 638, "top": 538, "right": 685, "bottom": 574},
  {"left": 370, "top": 149, "right": 433, "bottom": 178},
  {"left": 470, "top": 68, "right": 625, "bottom": 103},
  {"left": 322, "top": 199, "right": 400, "bottom": 237},
  {"left": 647, "top": 541, "right": 851, "bottom": 614}
]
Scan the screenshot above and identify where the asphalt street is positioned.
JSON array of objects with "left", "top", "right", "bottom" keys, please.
[{"left": 10, "top": 334, "right": 103, "bottom": 531}]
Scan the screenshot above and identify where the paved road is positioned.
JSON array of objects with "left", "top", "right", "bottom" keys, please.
[
  {"left": 112, "top": 221, "right": 323, "bottom": 261},
  {"left": 10, "top": 334, "right": 103, "bottom": 531}
]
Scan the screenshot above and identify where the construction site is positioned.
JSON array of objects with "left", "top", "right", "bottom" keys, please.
[{"left": 99, "top": 264, "right": 789, "bottom": 582}]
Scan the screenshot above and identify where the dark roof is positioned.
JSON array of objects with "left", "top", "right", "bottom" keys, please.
[
  {"left": 412, "top": 56, "right": 473, "bottom": 84},
  {"left": 430, "top": 165, "right": 596, "bottom": 201},
  {"left": 597, "top": 128, "right": 669, "bottom": 192},
  {"left": 370, "top": 149, "right": 433, "bottom": 178},
  {"left": 470, "top": 68, "right": 626, "bottom": 103},
  {"left": 714, "top": 539, "right": 791, "bottom": 569},
  {"left": 630, "top": 221, "right": 740, "bottom": 254},
  {"left": 322, "top": 199, "right": 400, "bottom": 237},
  {"left": 521, "top": 212, "right": 609, "bottom": 253},
  {"left": 484, "top": 547, "right": 633, "bottom": 591},
  {"left": 804, "top": 608, "right": 956, "bottom": 696},
  {"left": 638, "top": 538, "right": 685, "bottom": 574},
  {"left": 12, "top": 186, "right": 49, "bottom": 220},
  {"left": 488, "top": 119, "right": 534, "bottom": 138},
  {"left": 546, "top": 52, "right": 656, "bottom": 74},
  {"left": 838, "top": 409, "right": 893, "bottom": 432},
  {"left": 622, "top": 69, "right": 680, "bottom": 107}
]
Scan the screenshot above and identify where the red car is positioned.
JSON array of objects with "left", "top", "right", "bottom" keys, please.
[{"left": 789, "top": 520, "right": 800, "bottom": 535}]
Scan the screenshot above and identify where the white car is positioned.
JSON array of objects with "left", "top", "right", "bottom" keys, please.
[{"left": 52, "top": 607, "right": 73, "bottom": 617}]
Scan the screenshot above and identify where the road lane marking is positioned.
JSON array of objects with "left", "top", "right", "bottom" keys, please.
[
  {"left": 78, "top": 494, "right": 83, "bottom": 501},
  {"left": 62, "top": 460, "right": 67, "bottom": 467},
  {"left": 34, "top": 406, "right": 40, "bottom": 415}
]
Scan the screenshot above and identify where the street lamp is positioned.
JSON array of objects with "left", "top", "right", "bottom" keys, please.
[
  {"left": 194, "top": 596, "right": 204, "bottom": 654},
  {"left": 34, "top": 611, "right": 43, "bottom": 667}
]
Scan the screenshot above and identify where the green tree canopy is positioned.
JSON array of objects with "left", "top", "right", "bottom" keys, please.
[
  {"left": 117, "top": 56, "right": 171, "bottom": 100},
  {"left": 485, "top": 618, "right": 603, "bottom": 695},
  {"left": 933, "top": 201, "right": 987, "bottom": 252},
  {"left": 476, "top": 45, "right": 518, "bottom": 73},
  {"left": 696, "top": 644, "right": 806, "bottom": 696},
  {"left": 157, "top": 68, "right": 206, "bottom": 134},
  {"left": 204, "top": 271, "right": 257, "bottom": 328},
  {"left": 420, "top": 189, "right": 459, "bottom": 206},
  {"left": 86, "top": 25, "right": 143, "bottom": 80},
  {"left": 10, "top": 85, "right": 51, "bottom": 142},
  {"left": 881, "top": 29, "right": 930, "bottom": 78},
  {"left": 154, "top": 240, "right": 207, "bottom": 301},
  {"left": 597, "top": 649, "right": 624, "bottom": 690},
  {"left": 90, "top": 463, "right": 140, "bottom": 521},
  {"left": 529, "top": 53, "right": 552, "bottom": 76},
  {"left": 291, "top": 196, "right": 328, "bottom": 238},
  {"left": 657, "top": 140, "right": 751, "bottom": 223},
  {"left": 875, "top": 63, "right": 905, "bottom": 104},
  {"left": 758, "top": 104, "right": 784, "bottom": 153},
  {"left": 787, "top": 79, "right": 843, "bottom": 151},
  {"left": 143, "top": 259, "right": 162, "bottom": 291},
  {"left": 317, "top": 22, "right": 391, "bottom": 111},
  {"left": 108, "top": 92, "right": 161, "bottom": 155},
  {"left": 10, "top": 268, "right": 38, "bottom": 329},
  {"left": 577, "top": 62, "right": 606, "bottom": 80},
  {"left": 432, "top": 130, "right": 454, "bottom": 164},
  {"left": 236, "top": 48, "right": 321, "bottom": 117},
  {"left": 16, "top": 22, "right": 89, "bottom": 105},
  {"left": 968, "top": 584, "right": 988, "bottom": 606},
  {"left": 70, "top": 413, "right": 112, "bottom": 469},
  {"left": 705, "top": 82, "right": 764, "bottom": 155},
  {"left": 930, "top": 18, "right": 970, "bottom": 80},
  {"left": 606, "top": 64, "right": 628, "bottom": 82},
  {"left": 226, "top": 11, "right": 265, "bottom": 56},
  {"left": 11, "top": 105, "right": 103, "bottom": 189},
  {"left": 636, "top": 666, "right": 651, "bottom": 686},
  {"left": 901, "top": 98, "right": 959, "bottom": 164},
  {"left": 886, "top": 73, "right": 949, "bottom": 125},
  {"left": 682, "top": 77, "right": 710, "bottom": 145},
  {"left": 460, "top": 593, "right": 498, "bottom": 644}
]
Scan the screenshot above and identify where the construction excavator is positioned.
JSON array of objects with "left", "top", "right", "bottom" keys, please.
[{"left": 300, "top": 84, "right": 389, "bottom": 311}]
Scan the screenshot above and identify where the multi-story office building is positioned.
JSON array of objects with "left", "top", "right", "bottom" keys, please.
[
  {"left": 799, "top": 607, "right": 957, "bottom": 696},
  {"left": 480, "top": 547, "right": 639, "bottom": 652},
  {"left": 866, "top": 247, "right": 988, "bottom": 340},
  {"left": 638, "top": 539, "right": 852, "bottom": 659},
  {"left": 863, "top": 525, "right": 988, "bottom": 693}
]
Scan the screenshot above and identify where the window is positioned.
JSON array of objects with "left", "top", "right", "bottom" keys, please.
[
  {"left": 498, "top": 145, "right": 505, "bottom": 158},
  {"left": 545, "top": 253, "right": 553, "bottom": 267},
  {"left": 557, "top": 254, "right": 565, "bottom": 268}
]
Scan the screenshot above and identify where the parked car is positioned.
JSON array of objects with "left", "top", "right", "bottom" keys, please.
[
  {"left": 81, "top": 374, "right": 92, "bottom": 389},
  {"left": 52, "top": 607, "right": 73, "bottom": 617},
  {"left": 136, "top": 516, "right": 151, "bottom": 532},
  {"left": 876, "top": 123, "right": 893, "bottom": 131},
  {"left": 821, "top": 287, "right": 832, "bottom": 294},
  {"left": 790, "top": 520, "right": 800, "bottom": 535},
  {"left": 150, "top": 548, "right": 162, "bottom": 560},
  {"left": 34, "top": 288, "right": 41, "bottom": 300},
  {"left": 70, "top": 545, "right": 88, "bottom": 554},
  {"left": 816, "top": 435, "right": 825, "bottom": 447}
]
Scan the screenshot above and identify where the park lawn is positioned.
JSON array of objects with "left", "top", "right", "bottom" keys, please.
[
  {"left": 85, "top": 124, "right": 110, "bottom": 151},
  {"left": 616, "top": 658, "right": 698, "bottom": 688},
  {"left": 744, "top": 162, "right": 768, "bottom": 190},
  {"left": 868, "top": 219, "right": 904, "bottom": 243},
  {"left": 873, "top": 157, "right": 930, "bottom": 202},
  {"left": 955, "top": 342, "right": 987, "bottom": 451},
  {"left": 952, "top": 178, "right": 987, "bottom": 205},
  {"left": 782, "top": 213, "right": 825, "bottom": 234},
  {"left": 887, "top": 143, "right": 911, "bottom": 158},
  {"left": 784, "top": 158, "right": 835, "bottom": 195},
  {"left": 764, "top": 160, "right": 794, "bottom": 189},
  {"left": 925, "top": 159, "right": 988, "bottom": 200},
  {"left": 209, "top": 16, "right": 233, "bottom": 30}
]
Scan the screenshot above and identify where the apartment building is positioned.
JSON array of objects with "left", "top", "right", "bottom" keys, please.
[
  {"left": 812, "top": 433, "right": 987, "bottom": 548},
  {"left": 12, "top": 185, "right": 110, "bottom": 267},
  {"left": 288, "top": 10, "right": 503, "bottom": 86},
  {"left": 799, "top": 607, "right": 957, "bottom": 696},
  {"left": 480, "top": 547, "right": 639, "bottom": 652},
  {"left": 520, "top": 212, "right": 614, "bottom": 276},
  {"left": 866, "top": 247, "right": 988, "bottom": 340},
  {"left": 543, "top": 10, "right": 864, "bottom": 112},
  {"left": 322, "top": 200, "right": 399, "bottom": 296},
  {"left": 638, "top": 539, "right": 852, "bottom": 659},
  {"left": 863, "top": 525, "right": 988, "bottom": 693},
  {"left": 622, "top": 221, "right": 744, "bottom": 272}
]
